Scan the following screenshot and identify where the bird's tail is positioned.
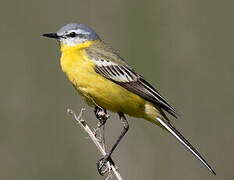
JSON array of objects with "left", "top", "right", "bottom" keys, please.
[{"left": 155, "top": 116, "right": 216, "bottom": 175}]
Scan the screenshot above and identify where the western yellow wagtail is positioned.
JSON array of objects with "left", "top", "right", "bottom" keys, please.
[{"left": 43, "top": 23, "right": 215, "bottom": 175}]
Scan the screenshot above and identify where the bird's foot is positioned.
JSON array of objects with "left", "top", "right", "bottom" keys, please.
[
  {"left": 94, "top": 107, "right": 109, "bottom": 128},
  {"left": 97, "top": 153, "right": 115, "bottom": 176}
]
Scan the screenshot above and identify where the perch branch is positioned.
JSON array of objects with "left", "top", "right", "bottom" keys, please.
[{"left": 67, "top": 108, "right": 123, "bottom": 180}]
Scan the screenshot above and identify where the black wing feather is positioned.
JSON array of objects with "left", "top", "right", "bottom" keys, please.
[{"left": 94, "top": 63, "right": 177, "bottom": 118}]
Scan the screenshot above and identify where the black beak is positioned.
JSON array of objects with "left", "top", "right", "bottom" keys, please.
[{"left": 42, "top": 33, "right": 59, "bottom": 39}]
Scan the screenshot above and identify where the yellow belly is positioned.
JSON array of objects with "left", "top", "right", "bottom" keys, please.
[{"left": 60, "top": 46, "right": 148, "bottom": 118}]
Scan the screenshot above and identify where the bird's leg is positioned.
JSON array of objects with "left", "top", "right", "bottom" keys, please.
[
  {"left": 97, "top": 113, "right": 129, "bottom": 175},
  {"left": 94, "top": 106, "right": 109, "bottom": 128}
]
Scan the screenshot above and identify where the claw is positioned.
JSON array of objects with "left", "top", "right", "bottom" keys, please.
[
  {"left": 94, "top": 107, "right": 109, "bottom": 127},
  {"left": 97, "top": 154, "right": 114, "bottom": 176}
]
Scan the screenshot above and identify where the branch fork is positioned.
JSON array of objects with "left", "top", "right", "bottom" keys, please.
[{"left": 67, "top": 108, "right": 123, "bottom": 180}]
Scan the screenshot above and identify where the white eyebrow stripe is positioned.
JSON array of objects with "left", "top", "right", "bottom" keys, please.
[{"left": 74, "top": 29, "right": 90, "bottom": 35}]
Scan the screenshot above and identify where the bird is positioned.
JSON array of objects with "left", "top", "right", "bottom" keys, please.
[{"left": 43, "top": 23, "right": 215, "bottom": 175}]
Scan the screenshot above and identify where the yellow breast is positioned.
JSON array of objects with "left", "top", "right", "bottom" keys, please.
[
  {"left": 60, "top": 41, "right": 97, "bottom": 104},
  {"left": 60, "top": 41, "right": 148, "bottom": 118}
]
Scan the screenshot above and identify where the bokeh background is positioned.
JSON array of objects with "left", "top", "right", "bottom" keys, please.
[{"left": 1, "top": 0, "right": 233, "bottom": 179}]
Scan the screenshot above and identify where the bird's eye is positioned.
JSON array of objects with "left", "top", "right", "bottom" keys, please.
[{"left": 67, "top": 32, "right": 77, "bottom": 37}]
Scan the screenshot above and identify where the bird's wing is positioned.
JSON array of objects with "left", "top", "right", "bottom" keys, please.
[
  {"left": 91, "top": 58, "right": 216, "bottom": 175},
  {"left": 91, "top": 58, "right": 177, "bottom": 118}
]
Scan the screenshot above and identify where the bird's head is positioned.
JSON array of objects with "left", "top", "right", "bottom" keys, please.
[{"left": 43, "top": 23, "right": 100, "bottom": 47}]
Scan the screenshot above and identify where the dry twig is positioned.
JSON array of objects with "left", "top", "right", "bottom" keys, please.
[{"left": 67, "top": 108, "right": 123, "bottom": 180}]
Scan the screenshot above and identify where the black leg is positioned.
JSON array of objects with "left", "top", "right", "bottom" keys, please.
[
  {"left": 97, "top": 112, "right": 129, "bottom": 175},
  {"left": 94, "top": 106, "right": 109, "bottom": 127},
  {"left": 108, "top": 113, "right": 129, "bottom": 156}
]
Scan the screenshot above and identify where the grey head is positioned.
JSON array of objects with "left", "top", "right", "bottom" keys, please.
[{"left": 43, "top": 23, "right": 100, "bottom": 46}]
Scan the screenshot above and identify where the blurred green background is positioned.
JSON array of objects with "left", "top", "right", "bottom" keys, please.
[{"left": 1, "top": 0, "right": 233, "bottom": 179}]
